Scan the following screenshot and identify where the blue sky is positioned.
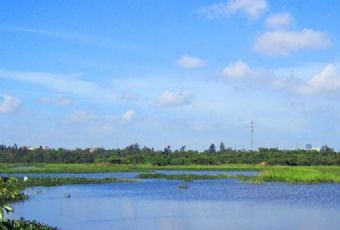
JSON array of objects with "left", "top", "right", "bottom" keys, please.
[{"left": 1, "top": 0, "right": 340, "bottom": 150}]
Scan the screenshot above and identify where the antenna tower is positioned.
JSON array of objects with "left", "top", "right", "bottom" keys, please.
[{"left": 250, "top": 121, "right": 254, "bottom": 151}]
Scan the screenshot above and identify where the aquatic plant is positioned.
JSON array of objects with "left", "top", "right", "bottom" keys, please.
[
  {"left": 0, "top": 218, "right": 59, "bottom": 230},
  {"left": 0, "top": 177, "right": 26, "bottom": 221},
  {"left": 137, "top": 173, "right": 234, "bottom": 181},
  {"left": 177, "top": 183, "right": 189, "bottom": 189},
  {"left": 247, "top": 167, "right": 340, "bottom": 184}
]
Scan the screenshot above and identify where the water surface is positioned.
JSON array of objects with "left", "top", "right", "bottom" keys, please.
[{"left": 9, "top": 172, "right": 340, "bottom": 230}]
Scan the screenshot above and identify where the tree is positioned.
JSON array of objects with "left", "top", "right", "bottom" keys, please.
[
  {"left": 180, "top": 145, "right": 186, "bottom": 152},
  {"left": 163, "top": 145, "right": 172, "bottom": 156},
  {"left": 208, "top": 144, "right": 216, "bottom": 153},
  {"left": 219, "top": 142, "right": 225, "bottom": 152}
]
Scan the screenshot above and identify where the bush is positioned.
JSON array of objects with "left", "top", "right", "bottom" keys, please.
[{"left": 0, "top": 218, "right": 58, "bottom": 230}]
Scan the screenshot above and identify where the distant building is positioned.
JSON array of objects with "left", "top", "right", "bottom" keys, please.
[
  {"left": 41, "top": 145, "right": 50, "bottom": 150},
  {"left": 321, "top": 145, "right": 333, "bottom": 152},
  {"left": 27, "top": 146, "right": 36, "bottom": 150},
  {"left": 90, "top": 148, "right": 100, "bottom": 153},
  {"left": 311, "top": 147, "right": 321, "bottom": 152},
  {"left": 305, "top": 144, "right": 312, "bottom": 151}
]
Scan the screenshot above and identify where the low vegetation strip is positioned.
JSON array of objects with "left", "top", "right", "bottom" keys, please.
[
  {"left": 137, "top": 173, "right": 235, "bottom": 181},
  {"left": 138, "top": 166, "right": 340, "bottom": 184},
  {"left": 22, "top": 177, "right": 131, "bottom": 187},
  {"left": 248, "top": 167, "right": 340, "bottom": 184},
  {"left": 0, "top": 163, "right": 263, "bottom": 174}
]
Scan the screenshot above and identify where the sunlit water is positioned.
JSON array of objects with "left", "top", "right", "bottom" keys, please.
[{"left": 8, "top": 171, "right": 340, "bottom": 230}]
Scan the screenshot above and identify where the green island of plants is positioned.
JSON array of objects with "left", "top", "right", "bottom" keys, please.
[
  {"left": 137, "top": 173, "right": 234, "bottom": 181},
  {"left": 137, "top": 166, "right": 340, "bottom": 184}
]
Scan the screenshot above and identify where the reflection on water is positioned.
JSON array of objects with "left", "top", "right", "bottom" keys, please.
[{"left": 9, "top": 174, "right": 340, "bottom": 230}]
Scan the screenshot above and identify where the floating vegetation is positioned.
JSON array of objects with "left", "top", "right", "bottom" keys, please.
[
  {"left": 177, "top": 183, "right": 189, "bottom": 189},
  {"left": 137, "top": 173, "right": 234, "bottom": 181}
]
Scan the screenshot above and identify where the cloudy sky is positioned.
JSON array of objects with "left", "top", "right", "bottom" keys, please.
[{"left": 1, "top": 0, "right": 340, "bottom": 150}]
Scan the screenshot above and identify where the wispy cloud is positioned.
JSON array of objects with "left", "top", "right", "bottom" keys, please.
[
  {"left": 197, "top": 0, "right": 268, "bottom": 19},
  {"left": 0, "top": 69, "right": 116, "bottom": 102},
  {"left": 0, "top": 26, "right": 131, "bottom": 49},
  {"left": 64, "top": 111, "right": 95, "bottom": 124},
  {"left": 39, "top": 96, "right": 76, "bottom": 106},
  {"left": 0, "top": 94, "right": 21, "bottom": 114},
  {"left": 121, "top": 109, "right": 135, "bottom": 124},
  {"left": 176, "top": 55, "right": 206, "bottom": 69}
]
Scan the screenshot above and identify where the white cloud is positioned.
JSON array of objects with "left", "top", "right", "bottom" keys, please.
[
  {"left": 176, "top": 55, "right": 206, "bottom": 69},
  {"left": 157, "top": 91, "right": 191, "bottom": 107},
  {"left": 0, "top": 69, "right": 116, "bottom": 101},
  {"left": 222, "top": 60, "right": 252, "bottom": 78},
  {"left": 121, "top": 109, "right": 135, "bottom": 124},
  {"left": 227, "top": 0, "right": 268, "bottom": 18},
  {"left": 198, "top": 0, "right": 268, "bottom": 19},
  {"left": 298, "top": 64, "right": 340, "bottom": 95},
  {"left": 265, "top": 12, "right": 294, "bottom": 30},
  {"left": 0, "top": 94, "right": 21, "bottom": 114},
  {"left": 254, "top": 29, "right": 331, "bottom": 56},
  {"left": 222, "top": 60, "right": 265, "bottom": 79},
  {"left": 65, "top": 111, "right": 95, "bottom": 123}
]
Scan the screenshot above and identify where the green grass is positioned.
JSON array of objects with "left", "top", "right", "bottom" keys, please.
[
  {"left": 0, "top": 163, "right": 263, "bottom": 174},
  {"left": 21, "top": 177, "right": 131, "bottom": 187},
  {"left": 248, "top": 166, "right": 340, "bottom": 184},
  {"left": 137, "top": 173, "right": 234, "bottom": 181},
  {"left": 1, "top": 218, "right": 59, "bottom": 230},
  {"left": 2, "top": 163, "right": 340, "bottom": 184},
  {"left": 138, "top": 166, "right": 340, "bottom": 184}
]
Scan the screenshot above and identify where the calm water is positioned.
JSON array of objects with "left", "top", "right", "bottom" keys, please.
[{"left": 9, "top": 171, "right": 340, "bottom": 230}]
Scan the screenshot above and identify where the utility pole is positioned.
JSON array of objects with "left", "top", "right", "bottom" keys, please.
[{"left": 250, "top": 121, "right": 254, "bottom": 151}]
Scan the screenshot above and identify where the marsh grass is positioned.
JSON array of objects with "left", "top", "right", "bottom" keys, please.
[
  {"left": 137, "top": 166, "right": 340, "bottom": 184},
  {"left": 2, "top": 163, "right": 340, "bottom": 184},
  {"left": 137, "top": 173, "right": 234, "bottom": 181},
  {"left": 0, "top": 163, "right": 262, "bottom": 174},
  {"left": 22, "top": 177, "right": 131, "bottom": 188},
  {"left": 249, "top": 166, "right": 340, "bottom": 184}
]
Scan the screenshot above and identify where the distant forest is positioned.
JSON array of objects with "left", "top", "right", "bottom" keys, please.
[{"left": 0, "top": 143, "right": 339, "bottom": 166}]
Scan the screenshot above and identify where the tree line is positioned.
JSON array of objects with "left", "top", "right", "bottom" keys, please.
[{"left": 0, "top": 143, "right": 339, "bottom": 166}]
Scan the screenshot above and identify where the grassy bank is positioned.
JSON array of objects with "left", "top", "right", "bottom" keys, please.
[
  {"left": 0, "top": 163, "right": 262, "bottom": 174},
  {"left": 2, "top": 163, "right": 340, "bottom": 184},
  {"left": 248, "top": 166, "right": 340, "bottom": 184},
  {"left": 137, "top": 166, "right": 340, "bottom": 184}
]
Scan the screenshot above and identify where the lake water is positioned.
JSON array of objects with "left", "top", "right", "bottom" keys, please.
[{"left": 9, "top": 171, "right": 340, "bottom": 230}]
